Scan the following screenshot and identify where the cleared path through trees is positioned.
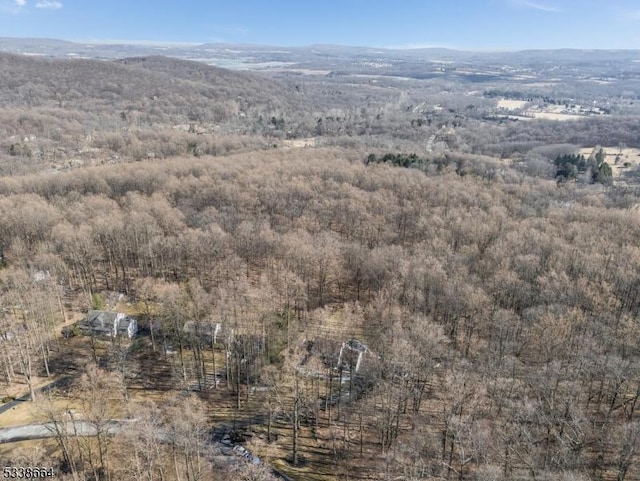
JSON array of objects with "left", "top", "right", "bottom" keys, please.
[{"left": 0, "top": 420, "right": 131, "bottom": 444}]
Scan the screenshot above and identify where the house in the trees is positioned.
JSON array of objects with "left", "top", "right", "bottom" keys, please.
[
  {"left": 300, "top": 337, "right": 371, "bottom": 375},
  {"left": 78, "top": 310, "right": 138, "bottom": 339},
  {"left": 182, "top": 320, "right": 222, "bottom": 344},
  {"left": 338, "top": 339, "right": 368, "bottom": 373}
]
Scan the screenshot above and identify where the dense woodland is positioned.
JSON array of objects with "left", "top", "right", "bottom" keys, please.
[
  {"left": 3, "top": 52, "right": 640, "bottom": 176},
  {"left": 0, "top": 51, "right": 639, "bottom": 481}
]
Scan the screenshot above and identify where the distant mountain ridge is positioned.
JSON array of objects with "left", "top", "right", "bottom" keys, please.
[
  {"left": 0, "top": 52, "right": 301, "bottom": 114},
  {"left": 1, "top": 36, "right": 639, "bottom": 70}
]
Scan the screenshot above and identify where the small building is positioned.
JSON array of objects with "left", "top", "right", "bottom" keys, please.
[
  {"left": 299, "top": 337, "right": 371, "bottom": 375},
  {"left": 338, "top": 339, "right": 368, "bottom": 373},
  {"left": 116, "top": 315, "right": 138, "bottom": 339},
  {"left": 78, "top": 310, "right": 137, "bottom": 339},
  {"left": 183, "top": 320, "right": 221, "bottom": 344}
]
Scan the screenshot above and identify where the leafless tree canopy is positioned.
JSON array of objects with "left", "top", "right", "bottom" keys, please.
[{"left": 0, "top": 50, "right": 639, "bottom": 481}]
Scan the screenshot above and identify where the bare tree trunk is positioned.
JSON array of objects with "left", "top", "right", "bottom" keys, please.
[
  {"left": 236, "top": 351, "right": 241, "bottom": 410},
  {"left": 15, "top": 333, "right": 36, "bottom": 401},
  {"left": 211, "top": 331, "right": 217, "bottom": 390},
  {"left": 293, "top": 376, "right": 300, "bottom": 466},
  {"left": 359, "top": 411, "right": 363, "bottom": 457}
]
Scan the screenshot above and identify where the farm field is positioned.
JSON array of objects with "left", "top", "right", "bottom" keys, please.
[
  {"left": 497, "top": 99, "right": 529, "bottom": 110},
  {"left": 532, "top": 111, "right": 585, "bottom": 120},
  {"left": 579, "top": 147, "right": 640, "bottom": 178}
]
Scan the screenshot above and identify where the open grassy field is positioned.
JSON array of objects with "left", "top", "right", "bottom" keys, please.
[
  {"left": 282, "top": 137, "right": 318, "bottom": 149},
  {"left": 532, "top": 111, "right": 585, "bottom": 121},
  {"left": 579, "top": 146, "right": 640, "bottom": 178},
  {"left": 497, "top": 99, "right": 529, "bottom": 110}
]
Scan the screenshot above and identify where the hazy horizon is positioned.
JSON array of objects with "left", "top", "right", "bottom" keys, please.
[
  {"left": 1, "top": 0, "right": 639, "bottom": 51},
  {"left": 2, "top": 36, "right": 640, "bottom": 54}
]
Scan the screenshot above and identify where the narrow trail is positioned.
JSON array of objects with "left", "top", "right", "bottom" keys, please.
[{"left": 0, "top": 419, "right": 131, "bottom": 444}]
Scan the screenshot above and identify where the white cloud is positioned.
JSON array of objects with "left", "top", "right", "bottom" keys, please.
[
  {"left": 35, "top": 0, "right": 62, "bottom": 9},
  {"left": 511, "top": 0, "right": 562, "bottom": 13},
  {"left": 0, "top": 0, "right": 25, "bottom": 13}
]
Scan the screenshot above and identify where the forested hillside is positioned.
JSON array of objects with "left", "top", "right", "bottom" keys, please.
[
  {"left": 0, "top": 53, "right": 304, "bottom": 175},
  {"left": 0, "top": 145, "right": 638, "bottom": 480},
  {"left": 0, "top": 45, "right": 639, "bottom": 481}
]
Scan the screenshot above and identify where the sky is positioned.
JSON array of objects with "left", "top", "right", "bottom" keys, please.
[{"left": 1, "top": 0, "right": 640, "bottom": 50}]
